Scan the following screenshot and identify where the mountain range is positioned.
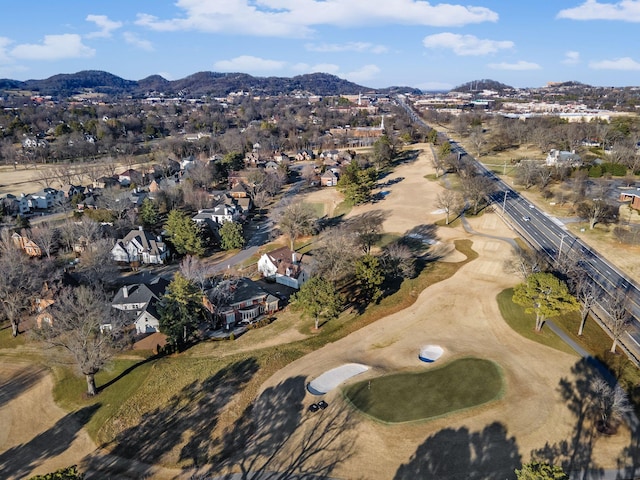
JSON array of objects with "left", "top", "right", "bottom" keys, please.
[{"left": 0, "top": 70, "right": 422, "bottom": 99}]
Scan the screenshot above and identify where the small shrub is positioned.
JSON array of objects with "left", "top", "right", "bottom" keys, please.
[{"left": 588, "top": 165, "right": 602, "bottom": 178}]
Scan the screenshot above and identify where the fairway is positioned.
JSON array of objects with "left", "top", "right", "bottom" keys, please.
[{"left": 343, "top": 358, "right": 503, "bottom": 423}]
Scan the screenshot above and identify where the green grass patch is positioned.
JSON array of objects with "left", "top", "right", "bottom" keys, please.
[
  {"left": 52, "top": 357, "right": 155, "bottom": 440},
  {"left": 496, "top": 288, "right": 578, "bottom": 356},
  {"left": 306, "top": 202, "right": 326, "bottom": 218},
  {"left": 333, "top": 199, "right": 353, "bottom": 217},
  {"left": 376, "top": 232, "right": 402, "bottom": 248},
  {"left": 343, "top": 358, "right": 503, "bottom": 423},
  {"left": 0, "top": 323, "right": 26, "bottom": 349},
  {"left": 423, "top": 173, "right": 439, "bottom": 181},
  {"left": 434, "top": 217, "right": 462, "bottom": 228}
]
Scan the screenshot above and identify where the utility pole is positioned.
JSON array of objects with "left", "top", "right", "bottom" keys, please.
[
  {"left": 502, "top": 190, "right": 508, "bottom": 215},
  {"left": 557, "top": 234, "right": 566, "bottom": 262}
]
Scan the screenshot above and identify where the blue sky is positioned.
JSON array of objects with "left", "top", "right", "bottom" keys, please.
[{"left": 2, "top": 1, "right": 640, "bottom": 90}]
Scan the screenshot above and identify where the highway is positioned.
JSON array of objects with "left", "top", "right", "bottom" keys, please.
[{"left": 395, "top": 96, "right": 640, "bottom": 361}]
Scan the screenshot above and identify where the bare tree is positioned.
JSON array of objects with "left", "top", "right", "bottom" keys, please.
[
  {"left": 252, "top": 190, "right": 269, "bottom": 217},
  {"left": 312, "top": 226, "right": 358, "bottom": 283},
  {"left": 435, "top": 190, "right": 461, "bottom": 225},
  {"left": 51, "top": 163, "right": 75, "bottom": 187},
  {"left": 503, "top": 247, "right": 549, "bottom": 280},
  {"left": 278, "top": 201, "right": 317, "bottom": 250},
  {"left": 469, "top": 125, "right": 487, "bottom": 158},
  {"left": 573, "top": 275, "right": 601, "bottom": 336},
  {"left": 576, "top": 199, "right": 618, "bottom": 230},
  {"left": 30, "top": 167, "right": 56, "bottom": 188},
  {"left": 589, "top": 377, "right": 632, "bottom": 433},
  {"left": 180, "top": 255, "right": 214, "bottom": 292},
  {"left": 300, "top": 163, "right": 317, "bottom": 185},
  {"left": 381, "top": 241, "right": 415, "bottom": 279},
  {"left": 460, "top": 174, "right": 495, "bottom": 214},
  {"left": 33, "top": 285, "right": 125, "bottom": 396},
  {"left": 0, "top": 231, "right": 52, "bottom": 337},
  {"left": 75, "top": 238, "right": 118, "bottom": 287},
  {"left": 515, "top": 161, "right": 541, "bottom": 189},
  {"left": 346, "top": 210, "right": 387, "bottom": 254},
  {"left": 29, "top": 222, "right": 58, "bottom": 259},
  {"left": 606, "top": 289, "right": 631, "bottom": 353},
  {"left": 98, "top": 187, "right": 128, "bottom": 220}
]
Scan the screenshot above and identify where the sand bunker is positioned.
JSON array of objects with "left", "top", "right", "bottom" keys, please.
[
  {"left": 419, "top": 345, "right": 444, "bottom": 362},
  {"left": 307, "top": 363, "right": 370, "bottom": 395}
]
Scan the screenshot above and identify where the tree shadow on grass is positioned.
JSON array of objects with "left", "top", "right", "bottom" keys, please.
[
  {"left": 0, "top": 365, "right": 46, "bottom": 408},
  {"left": 393, "top": 422, "right": 521, "bottom": 480},
  {"left": 531, "top": 358, "right": 605, "bottom": 479},
  {"left": 97, "top": 354, "right": 158, "bottom": 394},
  {"left": 0, "top": 404, "right": 99, "bottom": 480},
  {"left": 86, "top": 357, "right": 259, "bottom": 478},
  {"left": 206, "top": 376, "right": 358, "bottom": 480}
]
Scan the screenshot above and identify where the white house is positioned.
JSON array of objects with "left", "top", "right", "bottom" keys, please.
[
  {"left": 111, "top": 277, "right": 169, "bottom": 334},
  {"left": 2, "top": 194, "right": 30, "bottom": 215},
  {"left": 193, "top": 203, "right": 242, "bottom": 225},
  {"left": 111, "top": 227, "right": 169, "bottom": 265},
  {"left": 257, "top": 247, "right": 309, "bottom": 289},
  {"left": 545, "top": 149, "right": 582, "bottom": 167}
]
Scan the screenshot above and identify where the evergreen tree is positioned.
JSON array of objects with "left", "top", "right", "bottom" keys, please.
[
  {"left": 291, "top": 276, "right": 342, "bottom": 330},
  {"left": 139, "top": 197, "right": 160, "bottom": 227},
  {"left": 159, "top": 273, "right": 206, "bottom": 349},
  {"left": 164, "top": 210, "right": 205, "bottom": 256},
  {"left": 219, "top": 221, "right": 245, "bottom": 250}
]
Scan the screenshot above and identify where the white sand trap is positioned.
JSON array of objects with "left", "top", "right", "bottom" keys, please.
[
  {"left": 419, "top": 345, "right": 444, "bottom": 363},
  {"left": 307, "top": 363, "right": 370, "bottom": 395}
]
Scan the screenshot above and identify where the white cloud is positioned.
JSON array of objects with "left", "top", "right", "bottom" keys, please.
[
  {"left": 563, "top": 51, "right": 581, "bottom": 64},
  {"left": 214, "top": 55, "right": 287, "bottom": 72},
  {"left": 305, "top": 42, "right": 388, "bottom": 54},
  {"left": 136, "top": 0, "right": 498, "bottom": 37},
  {"left": 86, "top": 14, "right": 123, "bottom": 38},
  {"left": 589, "top": 56, "right": 640, "bottom": 70},
  {"left": 557, "top": 0, "right": 640, "bottom": 21},
  {"left": 422, "top": 32, "right": 513, "bottom": 56},
  {"left": 123, "top": 32, "right": 154, "bottom": 51},
  {"left": 0, "top": 37, "right": 12, "bottom": 63},
  {"left": 342, "top": 64, "right": 381, "bottom": 83},
  {"left": 488, "top": 60, "right": 541, "bottom": 70},
  {"left": 10, "top": 34, "right": 95, "bottom": 61}
]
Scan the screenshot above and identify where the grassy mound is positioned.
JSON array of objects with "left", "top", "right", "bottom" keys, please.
[{"left": 343, "top": 357, "right": 503, "bottom": 423}]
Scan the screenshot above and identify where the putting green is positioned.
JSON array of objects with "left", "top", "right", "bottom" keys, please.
[{"left": 342, "top": 357, "right": 503, "bottom": 423}]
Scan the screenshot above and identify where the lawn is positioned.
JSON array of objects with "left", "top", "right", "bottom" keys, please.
[
  {"left": 496, "top": 288, "right": 578, "bottom": 356},
  {"left": 342, "top": 357, "right": 503, "bottom": 423}
]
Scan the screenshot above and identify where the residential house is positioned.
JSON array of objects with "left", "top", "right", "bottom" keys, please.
[
  {"left": 257, "top": 247, "right": 309, "bottom": 289},
  {"left": 26, "top": 187, "right": 63, "bottom": 210},
  {"left": 59, "top": 184, "right": 85, "bottom": 200},
  {"left": 93, "top": 175, "right": 119, "bottom": 189},
  {"left": 2, "top": 194, "right": 30, "bottom": 216},
  {"left": 149, "top": 177, "right": 178, "bottom": 194},
  {"left": 206, "top": 277, "right": 279, "bottom": 329},
  {"left": 193, "top": 202, "right": 242, "bottom": 226},
  {"left": 118, "top": 169, "right": 144, "bottom": 187},
  {"left": 295, "top": 149, "right": 314, "bottom": 162},
  {"left": 111, "top": 277, "right": 170, "bottom": 334},
  {"left": 320, "top": 170, "right": 339, "bottom": 187},
  {"left": 12, "top": 232, "right": 42, "bottom": 257},
  {"left": 111, "top": 227, "right": 169, "bottom": 265},
  {"left": 545, "top": 149, "right": 582, "bottom": 167}
]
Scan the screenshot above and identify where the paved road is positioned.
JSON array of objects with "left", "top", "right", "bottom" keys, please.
[{"left": 397, "top": 95, "right": 640, "bottom": 363}]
